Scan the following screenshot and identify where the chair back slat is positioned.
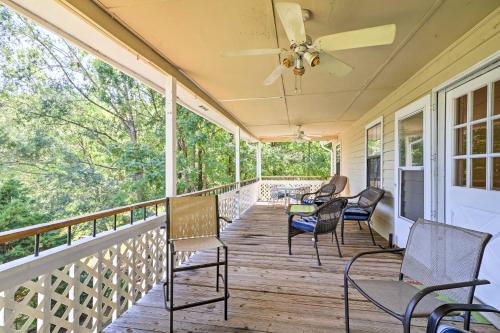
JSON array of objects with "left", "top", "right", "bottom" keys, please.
[
  {"left": 168, "top": 196, "right": 218, "bottom": 240},
  {"left": 401, "top": 218, "right": 491, "bottom": 303}
]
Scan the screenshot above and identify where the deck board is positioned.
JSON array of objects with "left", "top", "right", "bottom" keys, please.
[{"left": 105, "top": 204, "right": 498, "bottom": 333}]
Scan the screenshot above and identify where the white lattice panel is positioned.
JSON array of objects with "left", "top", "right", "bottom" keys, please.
[
  {"left": 0, "top": 216, "right": 166, "bottom": 333},
  {"left": 218, "top": 190, "right": 238, "bottom": 223},
  {"left": 239, "top": 182, "right": 259, "bottom": 215},
  {"left": 258, "top": 180, "right": 324, "bottom": 202}
]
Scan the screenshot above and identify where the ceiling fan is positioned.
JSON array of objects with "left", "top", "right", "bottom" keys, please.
[
  {"left": 223, "top": 2, "right": 396, "bottom": 90},
  {"left": 277, "top": 125, "right": 321, "bottom": 142}
]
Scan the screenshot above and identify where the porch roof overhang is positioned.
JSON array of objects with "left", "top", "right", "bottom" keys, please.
[{"left": 4, "top": 0, "right": 499, "bottom": 142}]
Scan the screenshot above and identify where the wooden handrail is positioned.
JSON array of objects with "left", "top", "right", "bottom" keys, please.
[
  {"left": 0, "top": 198, "right": 166, "bottom": 244},
  {"left": 0, "top": 179, "right": 261, "bottom": 244}
]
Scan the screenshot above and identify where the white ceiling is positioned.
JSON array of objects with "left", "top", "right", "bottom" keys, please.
[{"left": 93, "top": 0, "right": 498, "bottom": 140}]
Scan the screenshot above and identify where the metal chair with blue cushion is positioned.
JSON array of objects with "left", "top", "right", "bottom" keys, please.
[
  {"left": 340, "top": 186, "right": 385, "bottom": 246},
  {"left": 426, "top": 303, "right": 500, "bottom": 333},
  {"left": 301, "top": 175, "right": 347, "bottom": 206},
  {"left": 288, "top": 198, "right": 347, "bottom": 265}
]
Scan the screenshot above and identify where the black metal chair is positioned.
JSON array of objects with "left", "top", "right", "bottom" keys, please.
[
  {"left": 163, "top": 196, "right": 230, "bottom": 332},
  {"left": 340, "top": 186, "right": 385, "bottom": 246},
  {"left": 344, "top": 218, "right": 492, "bottom": 333},
  {"left": 288, "top": 197, "right": 347, "bottom": 265},
  {"left": 426, "top": 303, "right": 500, "bottom": 333}
]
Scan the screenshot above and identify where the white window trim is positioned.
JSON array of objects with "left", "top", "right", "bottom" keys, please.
[
  {"left": 394, "top": 95, "right": 432, "bottom": 225},
  {"left": 365, "top": 116, "right": 384, "bottom": 188},
  {"left": 447, "top": 69, "right": 500, "bottom": 191}
]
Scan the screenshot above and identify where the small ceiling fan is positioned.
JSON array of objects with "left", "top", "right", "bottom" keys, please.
[
  {"left": 277, "top": 125, "right": 321, "bottom": 142},
  {"left": 223, "top": 2, "right": 396, "bottom": 89}
]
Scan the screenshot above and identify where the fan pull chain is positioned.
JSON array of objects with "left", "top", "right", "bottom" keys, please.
[{"left": 294, "top": 75, "right": 302, "bottom": 94}]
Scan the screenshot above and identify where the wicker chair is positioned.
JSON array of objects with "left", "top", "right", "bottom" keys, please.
[
  {"left": 426, "top": 303, "right": 500, "bottom": 333},
  {"left": 301, "top": 175, "right": 347, "bottom": 205},
  {"left": 163, "top": 196, "right": 230, "bottom": 332},
  {"left": 344, "top": 218, "right": 492, "bottom": 333},
  {"left": 288, "top": 197, "right": 347, "bottom": 265},
  {"left": 340, "top": 186, "right": 385, "bottom": 246}
]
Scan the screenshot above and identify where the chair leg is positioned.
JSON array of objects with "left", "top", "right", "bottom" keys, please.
[
  {"left": 344, "top": 275, "right": 350, "bottom": 333},
  {"left": 169, "top": 249, "right": 174, "bottom": 333},
  {"left": 357, "top": 221, "right": 363, "bottom": 230},
  {"left": 464, "top": 311, "right": 471, "bottom": 331},
  {"left": 224, "top": 245, "right": 229, "bottom": 321},
  {"left": 288, "top": 216, "right": 293, "bottom": 255},
  {"left": 165, "top": 242, "right": 170, "bottom": 302},
  {"left": 341, "top": 218, "right": 345, "bottom": 245},
  {"left": 313, "top": 235, "right": 321, "bottom": 266},
  {"left": 367, "top": 220, "right": 376, "bottom": 246},
  {"left": 334, "top": 230, "right": 342, "bottom": 258},
  {"left": 216, "top": 247, "right": 220, "bottom": 292}
]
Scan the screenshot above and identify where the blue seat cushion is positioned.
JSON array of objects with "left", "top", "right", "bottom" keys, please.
[
  {"left": 436, "top": 325, "right": 468, "bottom": 333},
  {"left": 291, "top": 216, "right": 317, "bottom": 232},
  {"left": 343, "top": 207, "right": 370, "bottom": 221},
  {"left": 302, "top": 198, "right": 315, "bottom": 205}
]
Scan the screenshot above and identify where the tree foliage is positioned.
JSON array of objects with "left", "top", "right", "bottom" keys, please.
[{"left": 0, "top": 5, "right": 328, "bottom": 262}]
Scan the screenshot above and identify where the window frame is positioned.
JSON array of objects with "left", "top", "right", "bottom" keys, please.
[
  {"left": 365, "top": 116, "right": 384, "bottom": 188},
  {"left": 451, "top": 80, "right": 500, "bottom": 190}
]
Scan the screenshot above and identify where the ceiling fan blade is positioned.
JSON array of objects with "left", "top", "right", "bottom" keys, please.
[
  {"left": 222, "top": 48, "right": 284, "bottom": 57},
  {"left": 263, "top": 64, "right": 288, "bottom": 86},
  {"left": 314, "top": 24, "right": 396, "bottom": 52},
  {"left": 319, "top": 53, "right": 353, "bottom": 77},
  {"left": 275, "top": 2, "right": 306, "bottom": 44}
]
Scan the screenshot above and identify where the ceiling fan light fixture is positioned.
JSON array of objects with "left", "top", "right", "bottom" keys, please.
[{"left": 304, "top": 51, "right": 320, "bottom": 67}]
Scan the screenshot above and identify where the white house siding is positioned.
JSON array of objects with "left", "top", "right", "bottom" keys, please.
[{"left": 339, "top": 8, "right": 500, "bottom": 240}]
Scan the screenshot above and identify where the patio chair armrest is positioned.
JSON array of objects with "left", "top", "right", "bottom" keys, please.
[
  {"left": 219, "top": 216, "right": 232, "bottom": 224},
  {"left": 345, "top": 248, "right": 405, "bottom": 278},
  {"left": 426, "top": 303, "right": 500, "bottom": 333},
  {"left": 404, "top": 279, "right": 490, "bottom": 324}
]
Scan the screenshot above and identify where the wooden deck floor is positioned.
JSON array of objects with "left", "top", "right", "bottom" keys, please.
[{"left": 106, "top": 204, "right": 498, "bottom": 333}]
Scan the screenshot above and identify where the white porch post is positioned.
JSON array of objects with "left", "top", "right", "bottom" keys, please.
[
  {"left": 256, "top": 142, "right": 262, "bottom": 180},
  {"left": 330, "top": 141, "right": 335, "bottom": 176},
  {"left": 165, "top": 76, "right": 177, "bottom": 197},
  {"left": 235, "top": 128, "right": 241, "bottom": 218}
]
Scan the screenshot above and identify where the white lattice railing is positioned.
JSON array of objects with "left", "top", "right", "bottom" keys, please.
[
  {"left": 258, "top": 178, "right": 325, "bottom": 202},
  {"left": 0, "top": 215, "right": 166, "bottom": 333},
  {"left": 0, "top": 178, "right": 322, "bottom": 332}
]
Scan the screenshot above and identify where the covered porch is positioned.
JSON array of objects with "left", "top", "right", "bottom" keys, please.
[{"left": 0, "top": 0, "right": 499, "bottom": 332}]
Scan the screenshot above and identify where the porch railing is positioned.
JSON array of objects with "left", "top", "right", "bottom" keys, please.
[
  {"left": 0, "top": 176, "right": 319, "bottom": 332},
  {"left": 258, "top": 176, "right": 326, "bottom": 202}
]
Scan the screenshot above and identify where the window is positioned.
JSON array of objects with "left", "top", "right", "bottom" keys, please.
[
  {"left": 398, "top": 112, "right": 424, "bottom": 221},
  {"left": 335, "top": 143, "right": 341, "bottom": 175},
  {"left": 366, "top": 118, "right": 383, "bottom": 188},
  {"left": 452, "top": 80, "right": 500, "bottom": 190}
]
